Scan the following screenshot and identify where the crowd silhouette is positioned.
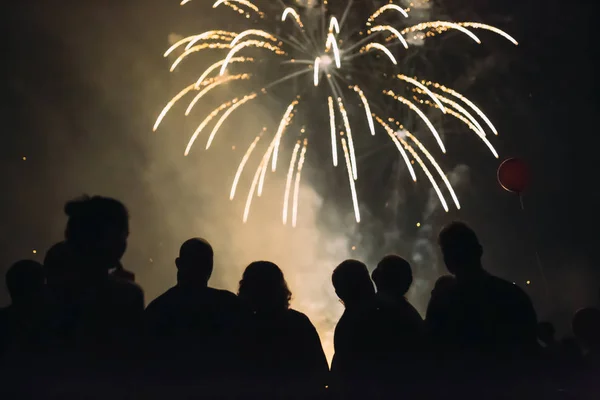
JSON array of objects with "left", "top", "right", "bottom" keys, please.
[{"left": 0, "top": 195, "right": 599, "bottom": 399}]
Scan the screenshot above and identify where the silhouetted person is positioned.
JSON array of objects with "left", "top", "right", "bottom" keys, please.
[
  {"left": 570, "top": 308, "right": 600, "bottom": 397},
  {"left": 371, "top": 255, "right": 425, "bottom": 394},
  {"left": 144, "top": 238, "right": 241, "bottom": 396},
  {"left": 0, "top": 260, "right": 48, "bottom": 358},
  {"left": 426, "top": 222, "right": 539, "bottom": 398},
  {"left": 237, "top": 261, "right": 328, "bottom": 399},
  {"left": 331, "top": 260, "right": 378, "bottom": 399}
]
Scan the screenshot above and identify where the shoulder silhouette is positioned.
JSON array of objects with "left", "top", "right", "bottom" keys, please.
[{"left": 237, "top": 261, "right": 328, "bottom": 399}]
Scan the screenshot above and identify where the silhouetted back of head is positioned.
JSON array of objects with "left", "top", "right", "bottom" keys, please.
[
  {"left": 238, "top": 261, "right": 291, "bottom": 313},
  {"left": 573, "top": 307, "right": 600, "bottom": 349},
  {"left": 438, "top": 221, "right": 483, "bottom": 277},
  {"left": 44, "top": 241, "right": 76, "bottom": 288},
  {"left": 332, "top": 259, "right": 375, "bottom": 307},
  {"left": 6, "top": 260, "right": 45, "bottom": 305},
  {"left": 176, "top": 238, "right": 214, "bottom": 286},
  {"left": 64, "top": 195, "right": 129, "bottom": 269},
  {"left": 372, "top": 255, "right": 413, "bottom": 297}
]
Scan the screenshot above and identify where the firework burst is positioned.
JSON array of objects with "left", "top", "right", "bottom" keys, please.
[{"left": 154, "top": 0, "right": 517, "bottom": 224}]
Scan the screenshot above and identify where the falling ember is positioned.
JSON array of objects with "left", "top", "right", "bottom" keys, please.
[
  {"left": 385, "top": 90, "right": 446, "bottom": 153},
  {"left": 186, "top": 74, "right": 251, "bottom": 116},
  {"left": 220, "top": 40, "right": 285, "bottom": 76},
  {"left": 361, "top": 43, "right": 398, "bottom": 65},
  {"left": 374, "top": 116, "right": 417, "bottom": 182},
  {"left": 337, "top": 98, "right": 357, "bottom": 180},
  {"left": 353, "top": 86, "right": 376, "bottom": 136},
  {"left": 283, "top": 141, "right": 301, "bottom": 225},
  {"left": 328, "top": 97, "right": 338, "bottom": 167},
  {"left": 397, "top": 75, "right": 446, "bottom": 113},
  {"left": 271, "top": 100, "right": 299, "bottom": 172},
  {"left": 195, "top": 57, "right": 254, "bottom": 88},
  {"left": 401, "top": 22, "right": 481, "bottom": 44},
  {"left": 282, "top": 7, "right": 304, "bottom": 28},
  {"left": 206, "top": 93, "right": 258, "bottom": 149},
  {"left": 171, "top": 43, "right": 232, "bottom": 72},
  {"left": 342, "top": 138, "right": 361, "bottom": 223},
  {"left": 425, "top": 81, "right": 499, "bottom": 135},
  {"left": 231, "top": 135, "right": 261, "bottom": 200},
  {"left": 369, "top": 25, "right": 408, "bottom": 49},
  {"left": 403, "top": 130, "right": 461, "bottom": 209},
  {"left": 292, "top": 140, "right": 308, "bottom": 228},
  {"left": 401, "top": 140, "right": 450, "bottom": 212}
]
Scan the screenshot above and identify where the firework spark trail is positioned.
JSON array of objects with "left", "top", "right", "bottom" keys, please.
[
  {"left": 426, "top": 82, "right": 498, "bottom": 135},
  {"left": 206, "top": 93, "right": 258, "bottom": 149},
  {"left": 243, "top": 156, "right": 266, "bottom": 223},
  {"left": 328, "top": 97, "right": 338, "bottom": 167},
  {"left": 314, "top": 57, "right": 321, "bottom": 87},
  {"left": 171, "top": 43, "right": 232, "bottom": 72},
  {"left": 326, "top": 34, "right": 342, "bottom": 68},
  {"left": 220, "top": 40, "right": 285, "bottom": 75},
  {"left": 230, "top": 29, "right": 278, "bottom": 47},
  {"left": 459, "top": 23, "right": 518, "bottom": 45},
  {"left": 231, "top": 135, "right": 261, "bottom": 200},
  {"left": 283, "top": 141, "right": 301, "bottom": 225},
  {"left": 185, "top": 32, "right": 239, "bottom": 51},
  {"left": 421, "top": 90, "right": 486, "bottom": 136},
  {"left": 282, "top": 8, "right": 304, "bottom": 28},
  {"left": 164, "top": 31, "right": 236, "bottom": 57},
  {"left": 258, "top": 140, "right": 277, "bottom": 196},
  {"left": 369, "top": 26, "right": 408, "bottom": 49},
  {"left": 292, "top": 140, "right": 308, "bottom": 228},
  {"left": 353, "top": 86, "right": 376, "bottom": 136},
  {"left": 185, "top": 97, "right": 243, "bottom": 156},
  {"left": 195, "top": 57, "right": 253, "bottom": 88},
  {"left": 329, "top": 17, "right": 340, "bottom": 34},
  {"left": 400, "top": 138, "right": 450, "bottom": 212},
  {"left": 154, "top": 84, "right": 196, "bottom": 132},
  {"left": 385, "top": 90, "right": 446, "bottom": 153},
  {"left": 397, "top": 74, "right": 446, "bottom": 113},
  {"left": 374, "top": 116, "right": 417, "bottom": 182},
  {"left": 342, "top": 138, "right": 361, "bottom": 223},
  {"left": 271, "top": 100, "right": 299, "bottom": 172},
  {"left": 361, "top": 43, "right": 398, "bottom": 65},
  {"left": 186, "top": 74, "right": 250, "bottom": 116},
  {"left": 402, "top": 129, "right": 461, "bottom": 209},
  {"left": 337, "top": 98, "right": 358, "bottom": 180},
  {"left": 401, "top": 22, "right": 481, "bottom": 44},
  {"left": 213, "top": 0, "right": 260, "bottom": 12},
  {"left": 367, "top": 3, "right": 409, "bottom": 25},
  {"left": 421, "top": 100, "right": 499, "bottom": 158}
]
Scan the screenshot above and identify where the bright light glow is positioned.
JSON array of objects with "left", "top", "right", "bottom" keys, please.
[
  {"left": 329, "top": 17, "right": 340, "bottom": 34},
  {"left": 326, "top": 34, "right": 342, "bottom": 68},
  {"left": 328, "top": 97, "right": 338, "bottom": 167},
  {"left": 282, "top": 8, "right": 304, "bottom": 28}
]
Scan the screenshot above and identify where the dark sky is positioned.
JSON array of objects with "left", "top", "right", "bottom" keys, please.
[{"left": 1, "top": 0, "right": 599, "bottom": 326}]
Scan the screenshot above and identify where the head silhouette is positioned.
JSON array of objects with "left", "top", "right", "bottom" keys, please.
[
  {"left": 572, "top": 307, "right": 600, "bottom": 349},
  {"left": 332, "top": 259, "right": 375, "bottom": 308},
  {"left": 438, "top": 222, "right": 483, "bottom": 279},
  {"left": 44, "top": 241, "right": 76, "bottom": 289},
  {"left": 64, "top": 195, "right": 129, "bottom": 271},
  {"left": 176, "top": 238, "right": 214, "bottom": 286},
  {"left": 6, "top": 260, "right": 45, "bottom": 306},
  {"left": 238, "top": 261, "right": 291, "bottom": 313},
  {"left": 372, "top": 255, "right": 413, "bottom": 298}
]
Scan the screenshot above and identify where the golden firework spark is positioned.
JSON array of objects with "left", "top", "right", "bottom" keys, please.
[
  {"left": 231, "top": 135, "right": 261, "bottom": 200},
  {"left": 328, "top": 97, "right": 338, "bottom": 167},
  {"left": 342, "top": 138, "right": 361, "bottom": 223},
  {"left": 283, "top": 141, "right": 302, "bottom": 225},
  {"left": 292, "top": 139, "right": 308, "bottom": 228}
]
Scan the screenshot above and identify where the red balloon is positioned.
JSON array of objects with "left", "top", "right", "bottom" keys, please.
[{"left": 498, "top": 158, "right": 529, "bottom": 193}]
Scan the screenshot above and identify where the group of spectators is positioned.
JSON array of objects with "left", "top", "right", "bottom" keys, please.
[{"left": 0, "top": 195, "right": 599, "bottom": 399}]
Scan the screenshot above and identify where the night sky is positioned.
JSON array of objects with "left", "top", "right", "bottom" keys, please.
[{"left": 1, "top": 0, "right": 599, "bottom": 334}]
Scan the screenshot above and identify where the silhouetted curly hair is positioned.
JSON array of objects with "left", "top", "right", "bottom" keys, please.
[{"left": 238, "top": 261, "right": 292, "bottom": 312}]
